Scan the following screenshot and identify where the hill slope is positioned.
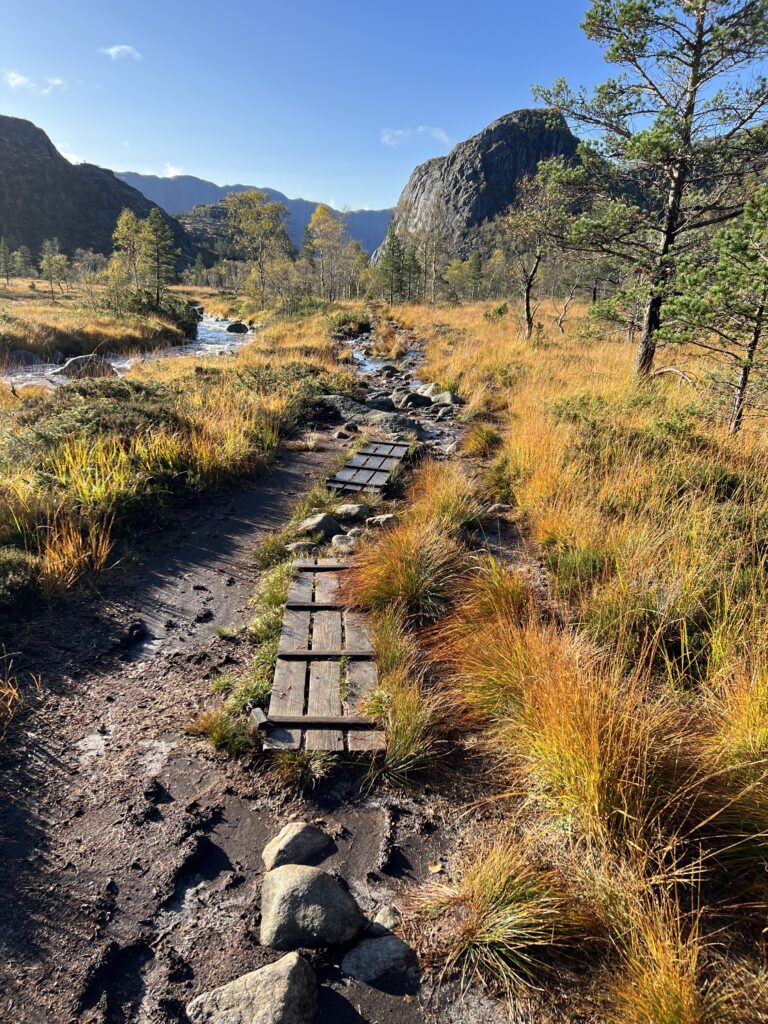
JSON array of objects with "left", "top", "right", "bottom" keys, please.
[
  {"left": 384, "top": 108, "right": 579, "bottom": 256},
  {"left": 0, "top": 116, "right": 187, "bottom": 256},
  {"left": 118, "top": 172, "right": 392, "bottom": 253}
]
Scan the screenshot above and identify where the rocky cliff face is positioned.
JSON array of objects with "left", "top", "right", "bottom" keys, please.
[
  {"left": 0, "top": 116, "right": 187, "bottom": 256},
  {"left": 385, "top": 109, "right": 579, "bottom": 255}
]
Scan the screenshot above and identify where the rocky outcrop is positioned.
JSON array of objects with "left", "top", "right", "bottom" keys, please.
[
  {"left": 383, "top": 108, "right": 579, "bottom": 257},
  {"left": 0, "top": 115, "right": 187, "bottom": 256}
]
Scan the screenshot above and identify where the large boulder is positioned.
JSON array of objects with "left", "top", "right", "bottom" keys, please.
[
  {"left": 317, "top": 394, "right": 425, "bottom": 438},
  {"left": 226, "top": 321, "right": 248, "bottom": 333},
  {"left": 432, "top": 391, "right": 462, "bottom": 407},
  {"left": 51, "top": 354, "right": 117, "bottom": 380},
  {"left": 186, "top": 952, "right": 317, "bottom": 1024},
  {"left": 260, "top": 865, "right": 363, "bottom": 950},
  {"left": 365, "top": 394, "right": 396, "bottom": 412},
  {"left": 262, "top": 822, "right": 330, "bottom": 871},
  {"left": 295, "top": 513, "right": 343, "bottom": 540},
  {"left": 333, "top": 503, "right": 369, "bottom": 524},
  {"left": 399, "top": 391, "right": 433, "bottom": 409}
]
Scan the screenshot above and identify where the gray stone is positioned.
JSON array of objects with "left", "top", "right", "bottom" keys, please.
[
  {"left": 369, "top": 904, "right": 402, "bottom": 935},
  {"left": 334, "top": 430, "right": 350, "bottom": 439},
  {"left": 417, "top": 382, "right": 441, "bottom": 398},
  {"left": 399, "top": 391, "right": 433, "bottom": 409},
  {"left": 262, "top": 822, "right": 330, "bottom": 871},
  {"left": 366, "top": 514, "right": 397, "bottom": 529},
  {"left": 333, "top": 503, "right": 369, "bottom": 524},
  {"left": 341, "top": 935, "right": 413, "bottom": 982},
  {"left": 347, "top": 526, "right": 366, "bottom": 538},
  {"left": 332, "top": 534, "right": 359, "bottom": 554},
  {"left": 365, "top": 395, "right": 396, "bottom": 412},
  {"left": 443, "top": 442, "right": 459, "bottom": 455},
  {"left": 186, "top": 952, "right": 317, "bottom": 1024},
  {"left": 435, "top": 406, "right": 455, "bottom": 421},
  {"left": 260, "top": 865, "right": 363, "bottom": 949},
  {"left": 285, "top": 541, "right": 318, "bottom": 555},
  {"left": 318, "top": 395, "right": 424, "bottom": 438},
  {"left": 432, "top": 391, "right": 462, "bottom": 407},
  {"left": 378, "top": 364, "right": 399, "bottom": 377},
  {"left": 51, "top": 354, "right": 117, "bottom": 380},
  {"left": 487, "top": 503, "right": 511, "bottom": 517},
  {"left": 226, "top": 321, "right": 248, "bottom": 334},
  {"left": 295, "top": 513, "right": 343, "bottom": 540},
  {"left": 343, "top": 421, "right": 359, "bottom": 433},
  {"left": 8, "top": 349, "right": 42, "bottom": 366}
]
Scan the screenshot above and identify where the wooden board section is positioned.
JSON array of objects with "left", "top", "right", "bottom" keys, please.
[
  {"left": 327, "top": 437, "right": 410, "bottom": 495},
  {"left": 264, "top": 558, "right": 385, "bottom": 753}
]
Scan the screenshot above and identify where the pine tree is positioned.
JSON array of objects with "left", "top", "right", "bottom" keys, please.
[
  {"left": 467, "top": 251, "right": 483, "bottom": 300},
  {"left": 535, "top": 0, "right": 768, "bottom": 375},
  {"left": 403, "top": 242, "right": 421, "bottom": 301},
  {"left": 39, "top": 239, "right": 68, "bottom": 300},
  {"left": 379, "top": 231, "right": 405, "bottom": 304},
  {"left": 0, "top": 238, "right": 11, "bottom": 286},
  {"left": 112, "top": 209, "right": 144, "bottom": 291},
  {"left": 661, "top": 185, "right": 768, "bottom": 433},
  {"left": 11, "top": 246, "right": 33, "bottom": 278},
  {"left": 142, "top": 208, "right": 178, "bottom": 303}
]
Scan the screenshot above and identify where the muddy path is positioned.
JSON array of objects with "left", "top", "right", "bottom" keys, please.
[{"left": 0, "top": 331, "right": 494, "bottom": 1024}]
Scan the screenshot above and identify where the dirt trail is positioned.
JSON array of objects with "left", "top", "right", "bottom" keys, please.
[{"left": 0, "top": 320, "right": 506, "bottom": 1024}]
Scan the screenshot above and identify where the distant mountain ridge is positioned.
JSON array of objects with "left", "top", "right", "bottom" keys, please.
[
  {"left": 117, "top": 172, "right": 392, "bottom": 254},
  {"left": 0, "top": 115, "right": 187, "bottom": 257}
]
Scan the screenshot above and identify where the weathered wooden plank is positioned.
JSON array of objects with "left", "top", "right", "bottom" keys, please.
[
  {"left": 264, "top": 660, "right": 306, "bottom": 750},
  {"left": 285, "top": 574, "right": 314, "bottom": 604},
  {"left": 346, "top": 661, "right": 386, "bottom": 753},
  {"left": 305, "top": 661, "right": 344, "bottom": 751},
  {"left": 268, "top": 714, "right": 376, "bottom": 727},
  {"left": 278, "top": 649, "right": 374, "bottom": 659},
  {"left": 345, "top": 610, "right": 372, "bottom": 652},
  {"left": 349, "top": 468, "right": 375, "bottom": 485},
  {"left": 278, "top": 609, "right": 311, "bottom": 653},
  {"left": 350, "top": 454, "right": 385, "bottom": 470},
  {"left": 314, "top": 572, "right": 339, "bottom": 605},
  {"left": 295, "top": 561, "right": 350, "bottom": 571},
  {"left": 286, "top": 601, "right": 343, "bottom": 611},
  {"left": 334, "top": 466, "right": 359, "bottom": 482},
  {"left": 367, "top": 470, "right": 390, "bottom": 488},
  {"left": 312, "top": 608, "right": 342, "bottom": 650}
]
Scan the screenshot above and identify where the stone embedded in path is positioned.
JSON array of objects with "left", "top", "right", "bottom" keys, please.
[
  {"left": 369, "top": 904, "right": 402, "bottom": 935},
  {"left": 341, "top": 935, "right": 413, "bottom": 982},
  {"left": 295, "top": 513, "right": 343, "bottom": 540},
  {"left": 366, "top": 514, "right": 397, "bottom": 529},
  {"left": 260, "top": 865, "right": 363, "bottom": 949},
  {"left": 399, "top": 391, "right": 433, "bottom": 409},
  {"left": 332, "top": 534, "right": 359, "bottom": 554},
  {"left": 334, "top": 429, "right": 351, "bottom": 440},
  {"left": 486, "top": 503, "right": 512, "bottom": 517},
  {"left": 186, "top": 952, "right": 317, "bottom": 1024},
  {"left": 333, "top": 503, "right": 369, "bottom": 524},
  {"left": 432, "top": 390, "right": 462, "bottom": 407},
  {"left": 262, "top": 822, "right": 330, "bottom": 871},
  {"left": 365, "top": 394, "right": 396, "bottom": 412},
  {"left": 378, "top": 364, "right": 399, "bottom": 377},
  {"left": 226, "top": 321, "right": 249, "bottom": 333}
]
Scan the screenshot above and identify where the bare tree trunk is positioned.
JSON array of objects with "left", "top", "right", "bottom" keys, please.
[
  {"left": 556, "top": 280, "right": 579, "bottom": 333},
  {"left": 523, "top": 251, "right": 542, "bottom": 340},
  {"left": 729, "top": 292, "right": 766, "bottom": 434}
]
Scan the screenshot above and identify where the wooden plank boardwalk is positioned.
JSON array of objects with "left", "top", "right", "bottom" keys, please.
[
  {"left": 327, "top": 441, "right": 410, "bottom": 495},
  {"left": 263, "top": 557, "right": 386, "bottom": 753}
]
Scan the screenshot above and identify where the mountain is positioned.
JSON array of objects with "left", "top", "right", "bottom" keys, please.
[
  {"left": 117, "top": 172, "right": 392, "bottom": 254},
  {"left": 383, "top": 108, "right": 579, "bottom": 257},
  {"left": 0, "top": 116, "right": 187, "bottom": 257}
]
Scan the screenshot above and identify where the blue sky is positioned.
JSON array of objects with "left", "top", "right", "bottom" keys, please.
[{"left": 0, "top": 1, "right": 605, "bottom": 209}]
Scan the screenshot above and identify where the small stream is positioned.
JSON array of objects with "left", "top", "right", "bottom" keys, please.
[{"left": 3, "top": 313, "right": 253, "bottom": 388}]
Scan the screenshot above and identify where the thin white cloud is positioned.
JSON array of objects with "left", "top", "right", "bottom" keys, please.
[
  {"left": 99, "top": 44, "right": 143, "bottom": 62},
  {"left": 380, "top": 125, "right": 450, "bottom": 148},
  {"left": 163, "top": 163, "right": 184, "bottom": 177},
  {"left": 61, "top": 148, "right": 85, "bottom": 164},
  {"left": 3, "top": 70, "right": 66, "bottom": 95}
]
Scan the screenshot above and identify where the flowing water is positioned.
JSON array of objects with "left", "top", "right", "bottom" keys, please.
[{"left": 2, "top": 313, "right": 253, "bottom": 388}]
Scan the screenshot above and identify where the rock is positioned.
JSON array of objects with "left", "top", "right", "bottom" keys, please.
[
  {"left": 369, "top": 904, "right": 402, "bottom": 935},
  {"left": 317, "top": 395, "right": 424, "bottom": 438},
  {"left": 366, "top": 514, "right": 397, "bottom": 529},
  {"left": 226, "top": 321, "right": 248, "bottom": 333},
  {"left": 262, "top": 822, "right": 330, "bottom": 871},
  {"left": 186, "top": 952, "right": 317, "bottom": 1024},
  {"left": 399, "top": 391, "right": 433, "bottom": 409},
  {"left": 333, "top": 503, "right": 369, "bottom": 524},
  {"left": 487, "top": 503, "right": 511, "bottom": 517},
  {"left": 332, "top": 534, "right": 359, "bottom": 554},
  {"left": 295, "top": 513, "right": 343, "bottom": 540},
  {"left": 435, "top": 406, "right": 455, "bottom": 421},
  {"left": 365, "top": 395, "right": 396, "bottom": 412},
  {"left": 343, "top": 421, "right": 359, "bottom": 433},
  {"left": 418, "top": 382, "right": 441, "bottom": 398},
  {"left": 260, "top": 865, "right": 363, "bottom": 949},
  {"left": 341, "top": 935, "right": 413, "bottom": 982},
  {"left": 378, "top": 364, "right": 399, "bottom": 377},
  {"left": 8, "top": 349, "right": 42, "bottom": 366},
  {"left": 432, "top": 390, "right": 462, "bottom": 407},
  {"left": 285, "top": 541, "right": 318, "bottom": 555},
  {"left": 334, "top": 429, "right": 350, "bottom": 440},
  {"left": 347, "top": 526, "right": 366, "bottom": 538},
  {"left": 365, "top": 411, "right": 425, "bottom": 438},
  {"left": 443, "top": 442, "right": 459, "bottom": 455},
  {"left": 376, "top": 109, "right": 578, "bottom": 260},
  {"left": 51, "top": 354, "right": 117, "bottom": 379}
]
